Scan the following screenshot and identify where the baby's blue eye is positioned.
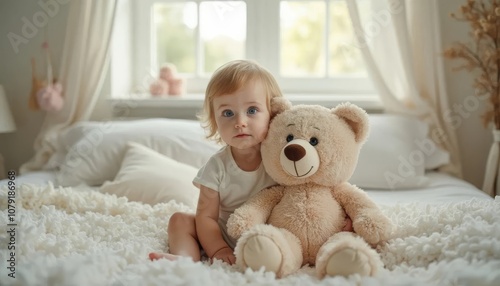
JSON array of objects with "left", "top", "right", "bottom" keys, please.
[
  {"left": 247, "top": 107, "right": 258, "bottom": 115},
  {"left": 222, "top": 110, "right": 234, "bottom": 117}
]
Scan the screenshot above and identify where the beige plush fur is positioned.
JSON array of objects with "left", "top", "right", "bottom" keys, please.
[{"left": 227, "top": 98, "right": 394, "bottom": 278}]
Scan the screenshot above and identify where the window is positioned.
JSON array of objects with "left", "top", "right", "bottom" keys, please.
[
  {"left": 114, "top": 0, "right": 376, "bottom": 99},
  {"left": 152, "top": 1, "right": 246, "bottom": 75}
]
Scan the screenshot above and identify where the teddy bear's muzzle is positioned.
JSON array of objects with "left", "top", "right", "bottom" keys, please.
[{"left": 280, "top": 139, "right": 320, "bottom": 178}]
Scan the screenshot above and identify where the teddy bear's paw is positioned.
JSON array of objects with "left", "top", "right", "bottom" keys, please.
[
  {"left": 316, "top": 232, "right": 383, "bottom": 278},
  {"left": 353, "top": 211, "right": 393, "bottom": 245},
  {"left": 241, "top": 235, "right": 283, "bottom": 274},
  {"left": 325, "top": 248, "right": 371, "bottom": 277}
]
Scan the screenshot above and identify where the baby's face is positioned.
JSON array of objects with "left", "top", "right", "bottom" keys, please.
[{"left": 213, "top": 80, "right": 270, "bottom": 150}]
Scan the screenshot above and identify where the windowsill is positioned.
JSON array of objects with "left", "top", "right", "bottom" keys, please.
[{"left": 109, "top": 93, "right": 384, "bottom": 118}]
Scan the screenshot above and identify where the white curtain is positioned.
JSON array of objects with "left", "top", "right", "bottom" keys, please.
[
  {"left": 346, "top": 0, "right": 462, "bottom": 178},
  {"left": 20, "top": 0, "right": 117, "bottom": 174},
  {"left": 482, "top": 131, "right": 500, "bottom": 197}
]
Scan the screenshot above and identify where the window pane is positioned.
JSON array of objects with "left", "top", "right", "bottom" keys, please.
[
  {"left": 154, "top": 2, "right": 197, "bottom": 73},
  {"left": 200, "top": 1, "right": 246, "bottom": 74},
  {"left": 329, "top": 0, "right": 368, "bottom": 75},
  {"left": 280, "top": 1, "right": 326, "bottom": 77}
]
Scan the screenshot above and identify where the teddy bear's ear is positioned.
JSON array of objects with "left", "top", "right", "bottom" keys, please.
[
  {"left": 332, "top": 102, "right": 369, "bottom": 143},
  {"left": 270, "top": 97, "right": 292, "bottom": 119}
]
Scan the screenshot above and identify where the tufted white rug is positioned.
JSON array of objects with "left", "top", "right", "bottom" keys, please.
[{"left": 1, "top": 184, "right": 500, "bottom": 286}]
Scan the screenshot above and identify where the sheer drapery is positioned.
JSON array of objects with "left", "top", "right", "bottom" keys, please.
[
  {"left": 20, "top": 0, "right": 117, "bottom": 173},
  {"left": 346, "top": 0, "right": 462, "bottom": 177}
]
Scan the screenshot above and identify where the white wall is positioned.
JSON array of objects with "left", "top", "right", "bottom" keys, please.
[
  {"left": 0, "top": 0, "right": 492, "bottom": 189},
  {"left": 0, "top": 0, "right": 70, "bottom": 174},
  {"left": 438, "top": 0, "right": 491, "bottom": 188}
]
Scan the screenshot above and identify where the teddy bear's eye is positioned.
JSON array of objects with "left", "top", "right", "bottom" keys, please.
[
  {"left": 309, "top": 137, "right": 319, "bottom": 146},
  {"left": 286, "top": 135, "right": 294, "bottom": 142}
]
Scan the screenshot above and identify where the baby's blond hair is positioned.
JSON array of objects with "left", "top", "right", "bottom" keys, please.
[{"left": 199, "top": 60, "right": 283, "bottom": 143}]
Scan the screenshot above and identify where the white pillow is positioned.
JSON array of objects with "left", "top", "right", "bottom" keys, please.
[
  {"left": 52, "top": 115, "right": 448, "bottom": 190},
  {"left": 45, "top": 122, "right": 102, "bottom": 170},
  {"left": 350, "top": 114, "right": 449, "bottom": 190},
  {"left": 100, "top": 142, "right": 199, "bottom": 209},
  {"left": 419, "top": 127, "right": 450, "bottom": 170},
  {"left": 55, "top": 118, "right": 220, "bottom": 186}
]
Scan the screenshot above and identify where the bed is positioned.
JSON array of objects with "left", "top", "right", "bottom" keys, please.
[{"left": 1, "top": 116, "right": 499, "bottom": 286}]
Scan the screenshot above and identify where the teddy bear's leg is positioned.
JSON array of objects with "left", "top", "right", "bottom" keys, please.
[
  {"left": 315, "top": 232, "right": 383, "bottom": 278},
  {"left": 234, "top": 224, "right": 302, "bottom": 278}
]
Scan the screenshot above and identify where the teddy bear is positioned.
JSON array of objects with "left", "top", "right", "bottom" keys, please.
[
  {"left": 149, "top": 63, "right": 186, "bottom": 96},
  {"left": 226, "top": 98, "right": 394, "bottom": 278}
]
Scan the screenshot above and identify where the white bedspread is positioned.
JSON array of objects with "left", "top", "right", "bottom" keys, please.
[
  {"left": 366, "top": 172, "right": 492, "bottom": 205},
  {"left": 1, "top": 183, "right": 499, "bottom": 286}
]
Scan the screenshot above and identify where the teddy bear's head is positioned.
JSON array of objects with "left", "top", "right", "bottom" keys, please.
[{"left": 261, "top": 98, "right": 369, "bottom": 187}]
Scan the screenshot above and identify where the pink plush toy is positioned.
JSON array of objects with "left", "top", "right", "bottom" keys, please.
[
  {"left": 149, "top": 63, "right": 185, "bottom": 97},
  {"left": 149, "top": 79, "right": 169, "bottom": 96},
  {"left": 30, "top": 41, "right": 65, "bottom": 112},
  {"left": 167, "top": 78, "right": 185, "bottom": 96},
  {"left": 36, "top": 82, "right": 64, "bottom": 112}
]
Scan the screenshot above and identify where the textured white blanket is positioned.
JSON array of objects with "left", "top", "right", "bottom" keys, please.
[{"left": 1, "top": 184, "right": 499, "bottom": 286}]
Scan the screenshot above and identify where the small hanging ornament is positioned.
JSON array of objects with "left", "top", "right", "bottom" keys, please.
[{"left": 29, "top": 41, "right": 64, "bottom": 112}]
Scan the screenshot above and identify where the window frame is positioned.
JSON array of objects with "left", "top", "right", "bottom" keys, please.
[{"left": 125, "top": 0, "right": 376, "bottom": 97}]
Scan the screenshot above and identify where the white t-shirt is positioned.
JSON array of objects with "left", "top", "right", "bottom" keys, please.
[{"left": 193, "top": 145, "right": 276, "bottom": 248}]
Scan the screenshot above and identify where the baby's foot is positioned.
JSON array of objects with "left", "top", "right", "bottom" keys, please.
[{"left": 149, "top": 252, "right": 178, "bottom": 261}]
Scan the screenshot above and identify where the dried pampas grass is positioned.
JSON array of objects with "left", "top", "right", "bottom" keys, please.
[{"left": 444, "top": 0, "right": 500, "bottom": 129}]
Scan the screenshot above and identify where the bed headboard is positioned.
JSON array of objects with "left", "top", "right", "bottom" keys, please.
[
  {"left": 111, "top": 98, "right": 201, "bottom": 120},
  {"left": 110, "top": 96, "right": 384, "bottom": 120}
]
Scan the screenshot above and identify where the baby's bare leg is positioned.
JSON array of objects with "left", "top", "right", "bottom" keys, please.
[
  {"left": 149, "top": 252, "right": 178, "bottom": 261},
  {"left": 149, "top": 212, "right": 201, "bottom": 261},
  {"left": 167, "top": 212, "right": 201, "bottom": 260}
]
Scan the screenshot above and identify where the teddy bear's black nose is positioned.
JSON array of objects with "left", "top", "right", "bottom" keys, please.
[{"left": 284, "top": 144, "right": 306, "bottom": 162}]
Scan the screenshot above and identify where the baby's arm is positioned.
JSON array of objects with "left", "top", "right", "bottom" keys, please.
[{"left": 195, "top": 185, "right": 235, "bottom": 265}]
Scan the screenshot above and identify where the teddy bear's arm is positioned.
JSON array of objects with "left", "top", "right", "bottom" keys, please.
[
  {"left": 331, "top": 183, "right": 394, "bottom": 245},
  {"left": 226, "top": 185, "right": 285, "bottom": 239}
]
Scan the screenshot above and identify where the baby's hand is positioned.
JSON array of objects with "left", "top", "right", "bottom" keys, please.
[
  {"left": 342, "top": 215, "right": 354, "bottom": 232},
  {"left": 211, "top": 246, "right": 236, "bottom": 265}
]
